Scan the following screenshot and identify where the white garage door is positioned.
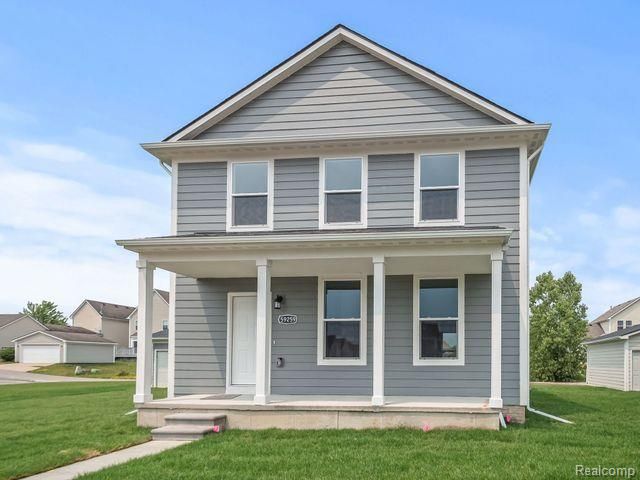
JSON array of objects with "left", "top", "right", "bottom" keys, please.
[
  {"left": 155, "top": 350, "right": 168, "bottom": 388},
  {"left": 21, "top": 345, "right": 61, "bottom": 364}
]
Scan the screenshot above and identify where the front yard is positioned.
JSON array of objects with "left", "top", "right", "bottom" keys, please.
[
  {"left": 32, "top": 360, "right": 136, "bottom": 379},
  {"left": 0, "top": 383, "right": 637, "bottom": 480}
]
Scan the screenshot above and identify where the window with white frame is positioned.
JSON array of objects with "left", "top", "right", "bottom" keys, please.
[
  {"left": 626, "top": 320, "right": 633, "bottom": 328},
  {"left": 228, "top": 161, "right": 271, "bottom": 229},
  {"left": 318, "top": 278, "right": 366, "bottom": 365},
  {"left": 416, "top": 153, "right": 462, "bottom": 223},
  {"left": 413, "top": 277, "right": 464, "bottom": 365},
  {"left": 162, "top": 319, "right": 168, "bottom": 330},
  {"left": 321, "top": 157, "right": 365, "bottom": 227},
  {"left": 618, "top": 320, "right": 624, "bottom": 330}
]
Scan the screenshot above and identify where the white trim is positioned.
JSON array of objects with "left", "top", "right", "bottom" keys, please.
[
  {"left": 226, "top": 159, "right": 274, "bottom": 232},
  {"left": 490, "top": 249, "right": 503, "bottom": 409},
  {"left": 134, "top": 259, "right": 155, "bottom": 405},
  {"left": 371, "top": 256, "right": 385, "bottom": 406},
  {"left": 412, "top": 274, "right": 465, "bottom": 366},
  {"left": 317, "top": 275, "right": 368, "bottom": 366},
  {"left": 414, "top": 150, "right": 465, "bottom": 227},
  {"left": 167, "top": 161, "right": 178, "bottom": 398},
  {"left": 154, "top": 349, "right": 169, "bottom": 388},
  {"left": 623, "top": 340, "right": 630, "bottom": 391},
  {"left": 518, "top": 144, "right": 530, "bottom": 406},
  {"left": 319, "top": 156, "right": 367, "bottom": 229},
  {"left": 164, "top": 26, "right": 527, "bottom": 142},
  {"left": 226, "top": 292, "right": 258, "bottom": 395},
  {"left": 255, "top": 260, "right": 271, "bottom": 404}
]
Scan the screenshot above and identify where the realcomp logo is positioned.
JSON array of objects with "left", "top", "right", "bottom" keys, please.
[{"left": 576, "top": 465, "right": 637, "bottom": 478}]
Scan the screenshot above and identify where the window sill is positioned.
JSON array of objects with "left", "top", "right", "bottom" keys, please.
[
  {"left": 226, "top": 225, "right": 273, "bottom": 233},
  {"left": 319, "top": 222, "right": 367, "bottom": 230},
  {"left": 414, "top": 219, "right": 464, "bottom": 228},
  {"left": 413, "top": 358, "right": 465, "bottom": 366},
  {"left": 317, "top": 358, "right": 367, "bottom": 366}
]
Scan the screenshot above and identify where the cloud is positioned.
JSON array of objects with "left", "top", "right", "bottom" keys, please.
[{"left": 18, "top": 142, "right": 90, "bottom": 163}]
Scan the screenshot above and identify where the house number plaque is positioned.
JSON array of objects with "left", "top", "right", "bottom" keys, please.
[{"left": 277, "top": 314, "right": 298, "bottom": 325}]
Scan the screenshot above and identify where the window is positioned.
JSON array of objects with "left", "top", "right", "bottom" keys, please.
[
  {"left": 162, "top": 320, "right": 168, "bottom": 330},
  {"left": 626, "top": 320, "right": 632, "bottom": 329},
  {"left": 317, "top": 277, "right": 367, "bottom": 365},
  {"left": 618, "top": 320, "right": 624, "bottom": 330},
  {"left": 320, "top": 157, "right": 366, "bottom": 228},
  {"left": 413, "top": 276, "right": 464, "bottom": 366},
  {"left": 415, "top": 152, "right": 464, "bottom": 225},
  {"left": 227, "top": 161, "right": 272, "bottom": 230}
]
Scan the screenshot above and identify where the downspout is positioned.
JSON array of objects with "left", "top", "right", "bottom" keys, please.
[
  {"left": 526, "top": 406, "right": 573, "bottom": 424},
  {"left": 158, "top": 159, "right": 172, "bottom": 175}
]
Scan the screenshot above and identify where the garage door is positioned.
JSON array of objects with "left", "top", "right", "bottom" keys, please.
[
  {"left": 633, "top": 351, "right": 640, "bottom": 391},
  {"left": 21, "top": 345, "right": 61, "bottom": 364},
  {"left": 155, "top": 350, "right": 168, "bottom": 388}
]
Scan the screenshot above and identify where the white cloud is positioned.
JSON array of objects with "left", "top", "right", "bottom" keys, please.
[
  {"left": 530, "top": 226, "right": 561, "bottom": 243},
  {"left": 612, "top": 205, "right": 640, "bottom": 230},
  {"left": 18, "top": 142, "right": 90, "bottom": 163},
  {"left": 577, "top": 212, "right": 602, "bottom": 228}
]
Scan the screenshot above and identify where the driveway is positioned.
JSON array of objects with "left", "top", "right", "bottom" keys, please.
[{"left": 0, "top": 363, "right": 121, "bottom": 384}]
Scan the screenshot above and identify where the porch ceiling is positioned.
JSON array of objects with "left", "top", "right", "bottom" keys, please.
[{"left": 117, "top": 227, "right": 509, "bottom": 278}]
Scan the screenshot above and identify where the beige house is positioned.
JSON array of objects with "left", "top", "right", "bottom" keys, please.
[
  {"left": 587, "top": 297, "right": 640, "bottom": 338},
  {"left": 70, "top": 300, "right": 135, "bottom": 347},
  {"left": 128, "top": 289, "right": 170, "bottom": 349},
  {"left": 0, "top": 314, "right": 45, "bottom": 349}
]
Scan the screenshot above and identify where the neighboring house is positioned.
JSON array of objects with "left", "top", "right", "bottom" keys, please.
[
  {"left": 584, "top": 325, "right": 640, "bottom": 391},
  {"left": 70, "top": 299, "right": 135, "bottom": 347},
  {"left": 129, "top": 289, "right": 170, "bottom": 388},
  {"left": 584, "top": 297, "right": 640, "bottom": 391},
  {"left": 0, "top": 314, "right": 45, "bottom": 349},
  {"left": 117, "top": 25, "right": 550, "bottom": 430},
  {"left": 13, "top": 324, "right": 117, "bottom": 364},
  {"left": 587, "top": 297, "right": 640, "bottom": 338}
]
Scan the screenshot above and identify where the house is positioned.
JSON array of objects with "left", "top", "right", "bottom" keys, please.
[
  {"left": 584, "top": 297, "right": 640, "bottom": 391},
  {"left": 13, "top": 325, "right": 117, "bottom": 364},
  {"left": 587, "top": 297, "right": 640, "bottom": 338},
  {"left": 70, "top": 299, "right": 135, "bottom": 347},
  {"left": 0, "top": 314, "right": 45, "bottom": 349},
  {"left": 117, "top": 25, "right": 550, "bottom": 431},
  {"left": 128, "top": 289, "right": 170, "bottom": 387}
]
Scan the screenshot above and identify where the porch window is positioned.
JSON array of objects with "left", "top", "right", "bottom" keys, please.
[
  {"left": 413, "top": 276, "right": 465, "bottom": 366},
  {"left": 228, "top": 161, "right": 272, "bottom": 230},
  {"left": 318, "top": 278, "right": 367, "bottom": 365},
  {"left": 416, "top": 153, "right": 463, "bottom": 224},
  {"left": 321, "top": 157, "right": 366, "bottom": 228}
]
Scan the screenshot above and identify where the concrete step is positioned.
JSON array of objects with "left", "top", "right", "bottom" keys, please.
[
  {"left": 164, "top": 412, "right": 226, "bottom": 428},
  {"left": 151, "top": 424, "right": 218, "bottom": 441}
]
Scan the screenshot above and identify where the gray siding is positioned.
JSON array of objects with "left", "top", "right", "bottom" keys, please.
[
  {"left": 196, "top": 42, "right": 500, "bottom": 141},
  {"left": 385, "top": 274, "right": 490, "bottom": 397},
  {"left": 0, "top": 317, "right": 45, "bottom": 348},
  {"left": 66, "top": 343, "right": 115, "bottom": 364},
  {"left": 174, "top": 276, "right": 256, "bottom": 395},
  {"left": 466, "top": 148, "right": 520, "bottom": 404},
  {"left": 176, "top": 162, "right": 227, "bottom": 234},
  {"left": 274, "top": 158, "right": 319, "bottom": 230},
  {"left": 586, "top": 342, "right": 626, "bottom": 390},
  {"left": 367, "top": 154, "right": 414, "bottom": 227}
]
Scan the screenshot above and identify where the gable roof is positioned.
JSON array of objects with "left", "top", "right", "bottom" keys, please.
[
  {"left": 71, "top": 299, "right": 136, "bottom": 322},
  {"left": 584, "top": 324, "right": 640, "bottom": 345},
  {"left": 13, "top": 325, "right": 117, "bottom": 344},
  {"left": 155, "top": 289, "right": 170, "bottom": 304},
  {"left": 165, "top": 24, "right": 530, "bottom": 142},
  {"left": 587, "top": 322, "right": 605, "bottom": 339},
  {"left": 0, "top": 313, "right": 44, "bottom": 330},
  {"left": 590, "top": 297, "right": 640, "bottom": 324}
]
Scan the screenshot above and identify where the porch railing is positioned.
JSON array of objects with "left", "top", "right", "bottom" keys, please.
[{"left": 115, "top": 346, "right": 137, "bottom": 358}]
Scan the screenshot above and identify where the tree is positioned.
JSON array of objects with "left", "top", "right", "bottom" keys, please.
[
  {"left": 529, "top": 271, "right": 588, "bottom": 382},
  {"left": 22, "top": 300, "right": 68, "bottom": 325}
]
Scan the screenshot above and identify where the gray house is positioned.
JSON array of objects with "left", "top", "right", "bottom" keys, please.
[
  {"left": 118, "top": 25, "right": 549, "bottom": 430},
  {"left": 0, "top": 314, "right": 45, "bottom": 349}
]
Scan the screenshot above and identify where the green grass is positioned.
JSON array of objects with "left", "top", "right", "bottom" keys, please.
[
  {"left": 32, "top": 361, "right": 136, "bottom": 379},
  {"left": 0, "top": 382, "right": 149, "bottom": 480},
  {"left": 79, "top": 385, "right": 640, "bottom": 480}
]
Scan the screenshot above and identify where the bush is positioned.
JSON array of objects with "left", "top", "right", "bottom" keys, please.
[{"left": 0, "top": 347, "right": 15, "bottom": 362}]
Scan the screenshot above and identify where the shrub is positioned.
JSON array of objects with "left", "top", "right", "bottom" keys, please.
[{"left": 0, "top": 347, "right": 15, "bottom": 362}]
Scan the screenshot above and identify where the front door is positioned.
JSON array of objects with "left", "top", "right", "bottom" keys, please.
[{"left": 230, "top": 294, "right": 257, "bottom": 389}]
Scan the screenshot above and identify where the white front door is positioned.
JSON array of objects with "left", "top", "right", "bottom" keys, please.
[{"left": 230, "top": 294, "right": 257, "bottom": 388}]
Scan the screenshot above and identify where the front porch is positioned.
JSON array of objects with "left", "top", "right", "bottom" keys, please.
[
  {"left": 137, "top": 393, "right": 502, "bottom": 430},
  {"left": 118, "top": 226, "right": 517, "bottom": 429}
]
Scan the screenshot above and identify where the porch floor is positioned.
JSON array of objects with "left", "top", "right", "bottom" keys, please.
[{"left": 143, "top": 394, "right": 492, "bottom": 412}]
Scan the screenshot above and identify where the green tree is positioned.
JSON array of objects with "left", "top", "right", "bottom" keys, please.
[
  {"left": 530, "top": 271, "right": 588, "bottom": 382},
  {"left": 22, "top": 300, "right": 68, "bottom": 325}
]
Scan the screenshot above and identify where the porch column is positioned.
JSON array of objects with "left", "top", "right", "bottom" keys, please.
[
  {"left": 372, "top": 256, "right": 386, "bottom": 406},
  {"left": 254, "top": 258, "right": 271, "bottom": 405},
  {"left": 134, "top": 259, "right": 155, "bottom": 404},
  {"left": 490, "top": 250, "right": 503, "bottom": 408}
]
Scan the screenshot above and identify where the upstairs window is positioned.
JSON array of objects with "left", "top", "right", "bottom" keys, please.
[
  {"left": 627, "top": 320, "right": 633, "bottom": 328},
  {"left": 413, "top": 276, "right": 464, "bottom": 366},
  {"left": 416, "top": 152, "right": 463, "bottom": 225},
  {"left": 228, "top": 161, "right": 272, "bottom": 230},
  {"left": 618, "top": 320, "right": 624, "bottom": 330},
  {"left": 321, "top": 157, "right": 366, "bottom": 228}
]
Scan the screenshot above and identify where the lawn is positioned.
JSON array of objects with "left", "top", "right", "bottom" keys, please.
[
  {"left": 0, "top": 382, "right": 150, "bottom": 480},
  {"left": 79, "top": 385, "right": 640, "bottom": 480},
  {"left": 32, "top": 360, "right": 136, "bottom": 379}
]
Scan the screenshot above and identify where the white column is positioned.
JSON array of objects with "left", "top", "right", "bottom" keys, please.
[
  {"left": 254, "top": 258, "right": 271, "bottom": 405},
  {"left": 134, "top": 258, "right": 155, "bottom": 404},
  {"left": 490, "top": 250, "right": 503, "bottom": 408},
  {"left": 372, "top": 256, "right": 386, "bottom": 406}
]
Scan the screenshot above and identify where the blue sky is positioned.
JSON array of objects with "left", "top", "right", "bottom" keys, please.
[{"left": 0, "top": 1, "right": 638, "bottom": 317}]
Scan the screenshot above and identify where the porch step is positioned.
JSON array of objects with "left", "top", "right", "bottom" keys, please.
[
  {"left": 164, "top": 412, "right": 227, "bottom": 428},
  {"left": 152, "top": 413, "right": 227, "bottom": 441}
]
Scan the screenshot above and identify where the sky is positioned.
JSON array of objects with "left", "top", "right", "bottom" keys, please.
[{"left": 0, "top": 1, "right": 638, "bottom": 318}]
